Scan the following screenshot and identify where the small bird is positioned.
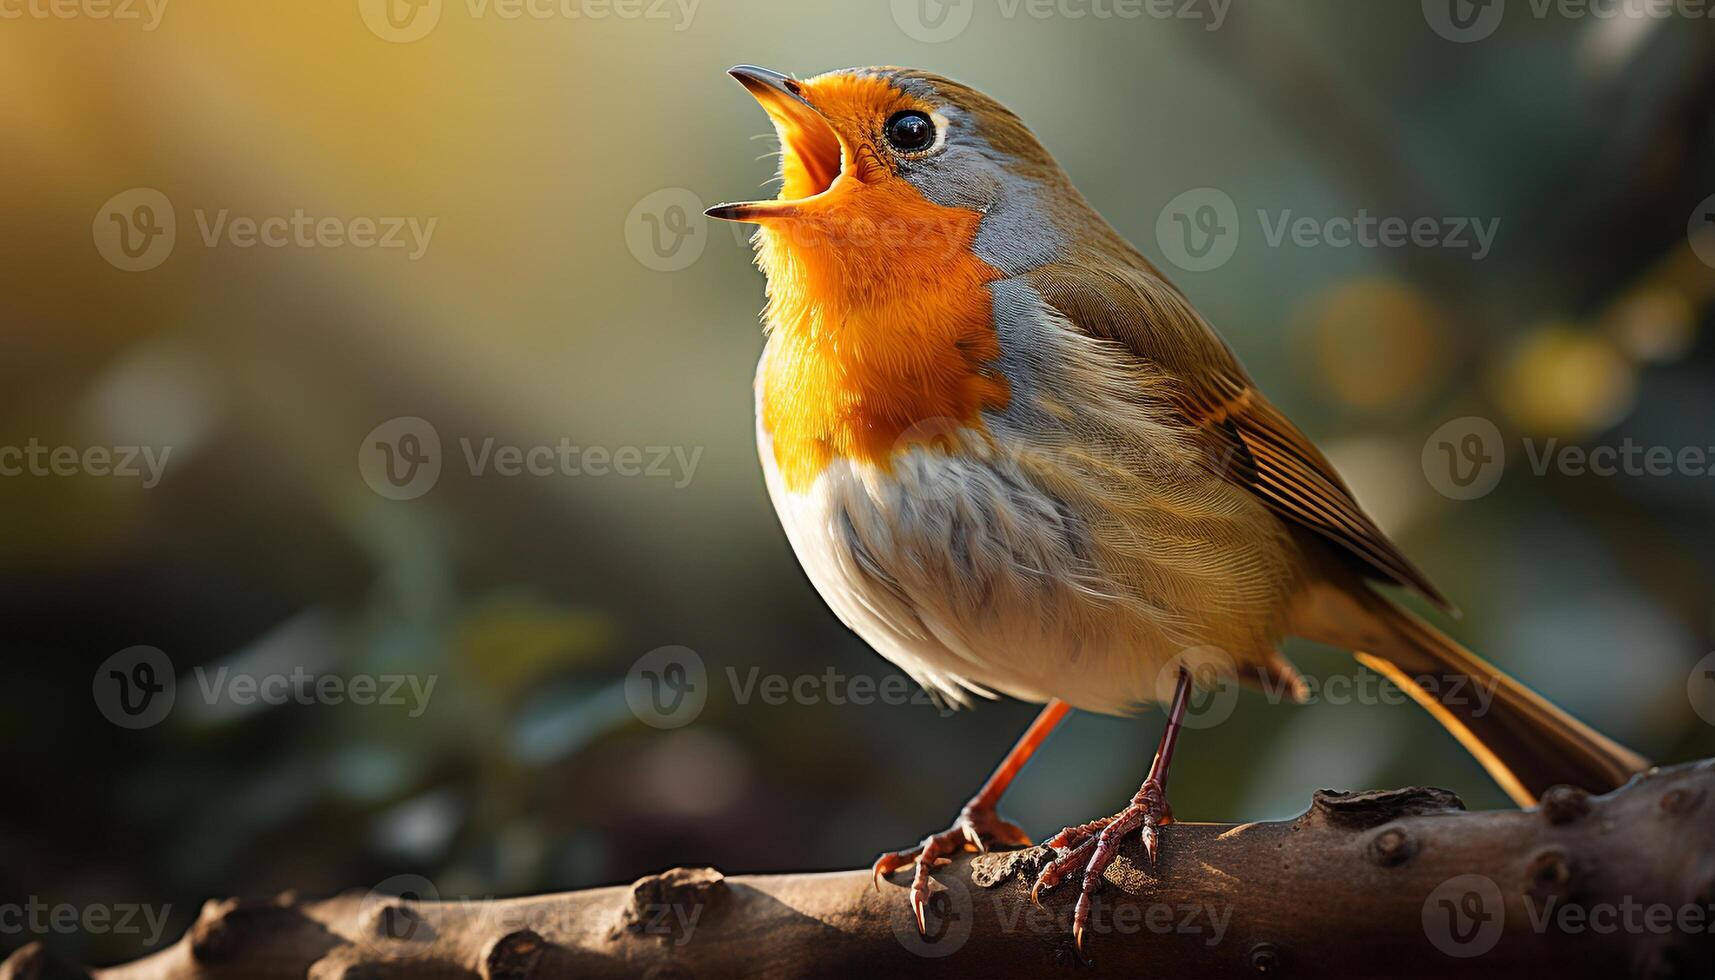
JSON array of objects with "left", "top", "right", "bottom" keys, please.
[{"left": 707, "top": 65, "right": 1647, "bottom": 952}]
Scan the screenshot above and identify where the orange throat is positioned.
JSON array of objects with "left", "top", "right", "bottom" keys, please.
[{"left": 755, "top": 188, "right": 1009, "bottom": 492}]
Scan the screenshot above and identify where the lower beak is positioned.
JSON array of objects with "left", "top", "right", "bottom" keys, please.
[
  {"left": 704, "top": 201, "right": 798, "bottom": 222},
  {"left": 706, "top": 65, "right": 845, "bottom": 223}
]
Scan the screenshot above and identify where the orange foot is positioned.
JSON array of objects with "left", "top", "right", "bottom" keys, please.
[
  {"left": 872, "top": 804, "right": 1032, "bottom": 933},
  {"left": 1030, "top": 778, "right": 1172, "bottom": 955}
]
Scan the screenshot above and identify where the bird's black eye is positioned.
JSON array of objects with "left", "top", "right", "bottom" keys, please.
[{"left": 884, "top": 110, "right": 936, "bottom": 153}]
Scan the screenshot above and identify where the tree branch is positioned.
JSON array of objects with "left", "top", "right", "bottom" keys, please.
[{"left": 8, "top": 761, "right": 1714, "bottom": 979}]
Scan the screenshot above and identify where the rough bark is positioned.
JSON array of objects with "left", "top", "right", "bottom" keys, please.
[{"left": 7, "top": 760, "right": 1714, "bottom": 980}]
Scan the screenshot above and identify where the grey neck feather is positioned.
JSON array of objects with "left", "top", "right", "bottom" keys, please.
[{"left": 887, "top": 86, "right": 1071, "bottom": 277}]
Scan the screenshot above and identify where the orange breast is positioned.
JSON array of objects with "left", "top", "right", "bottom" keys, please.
[{"left": 756, "top": 182, "right": 1009, "bottom": 492}]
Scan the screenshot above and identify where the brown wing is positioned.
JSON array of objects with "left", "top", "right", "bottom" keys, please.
[{"left": 1025, "top": 261, "right": 1452, "bottom": 613}]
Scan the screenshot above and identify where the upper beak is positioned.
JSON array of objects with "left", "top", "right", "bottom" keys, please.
[
  {"left": 727, "top": 64, "right": 806, "bottom": 108},
  {"left": 706, "top": 65, "right": 845, "bottom": 223}
]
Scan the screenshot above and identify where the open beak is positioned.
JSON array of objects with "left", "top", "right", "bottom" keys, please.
[{"left": 706, "top": 66, "right": 847, "bottom": 223}]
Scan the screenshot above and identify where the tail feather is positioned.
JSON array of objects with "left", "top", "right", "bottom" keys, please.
[{"left": 1353, "top": 599, "right": 1647, "bottom": 807}]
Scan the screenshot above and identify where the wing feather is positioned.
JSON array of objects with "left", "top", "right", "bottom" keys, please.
[{"left": 1025, "top": 261, "right": 1451, "bottom": 612}]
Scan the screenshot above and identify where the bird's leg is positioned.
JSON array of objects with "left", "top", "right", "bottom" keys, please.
[
  {"left": 1031, "top": 666, "right": 1193, "bottom": 956},
  {"left": 873, "top": 699, "right": 1070, "bottom": 934}
]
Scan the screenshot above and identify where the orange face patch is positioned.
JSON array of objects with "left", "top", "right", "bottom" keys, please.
[{"left": 752, "top": 74, "right": 1010, "bottom": 492}]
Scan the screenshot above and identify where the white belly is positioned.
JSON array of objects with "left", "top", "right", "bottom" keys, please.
[{"left": 759, "top": 426, "right": 1290, "bottom": 715}]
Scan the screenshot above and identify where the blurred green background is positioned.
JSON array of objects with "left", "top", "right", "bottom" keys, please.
[{"left": 4, "top": 0, "right": 1715, "bottom": 965}]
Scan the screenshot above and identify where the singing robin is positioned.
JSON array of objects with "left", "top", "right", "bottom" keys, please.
[{"left": 706, "top": 65, "right": 1648, "bottom": 952}]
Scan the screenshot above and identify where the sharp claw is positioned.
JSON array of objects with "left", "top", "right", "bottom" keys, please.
[
  {"left": 878, "top": 810, "right": 1032, "bottom": 934},
  {"left": 1030, "top": 794, "right": 1172, "bottom": 963},
  {"left": 871, "top": 853, "right": 897, "bottom": 891}
]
